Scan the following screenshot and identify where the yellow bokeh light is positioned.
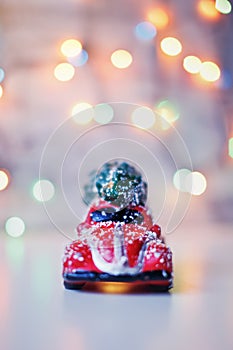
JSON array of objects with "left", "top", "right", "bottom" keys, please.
[
  {"left": 199, "top": 61, "right": 221, "bottom": 82},
  {"left": 60, "top": 39, "right": 82, "bottom": 58},
  {"left": 111, "top": 49, "right": 133, "bottom": 69},
  {"left": 0, "top": 169, "right": 9, "bottom": 191},
  {"left": 5, "top": 217, "right": 26, "bottom": 238},
  {"left": 0, "top": 85, "right": 3, "bottom": 98},
  {"left": 160, "top": 37, "right": 182, "bottom": 57},
  {"left": 156, "top": 100, "right": 180, "bottom": 125},
  {"left": 183, "top": 56, "right": 202, "bottom": 74},
  {"left": 185, "top": 171, "right": 207, "bottom": 196},
  {"left": 71, "top": 102, "right": 94, "bottom": 124},
  {"left": 147, "top": 8, "right": 169, "bottom": 29},
  {"left": 131, "top": 106, "right": 155, "bottom": 129},
  {"left": 215, "top": 0, "right": 232, "bottom": 14},
  {"left": 54, "top": 63, "right": 75, "bottom": 82},
  {"left": 229, "top": 137, "right": 233, "bottom": 158},
  {"left": 197, "top": 0, "right": 220, "bottom": 20}
]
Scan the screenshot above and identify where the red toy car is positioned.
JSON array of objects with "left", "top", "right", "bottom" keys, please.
[{"left": 62, "top": 199, "right": 173, "bottom": 291}]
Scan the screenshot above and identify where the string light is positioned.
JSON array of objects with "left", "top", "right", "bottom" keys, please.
[
  {"left": 111, "top": 49, "right": 133, "bottom": 69},
  {"left": 68, "top": 49, "right": 89, "bottom": 67},
  {"left": 197, "top": 0, "right": 220, "bottom": 20},
  {"left": 0, "top": 169, "right": 9, "bottom": 191},
  {"left": 32, "top": 179, "right": 55, "bottom": 202},
  {"left": 131, "top": 106, "right": 155, "bottom": 129},
  {"left": 0, "top": 68, "right": 5, "bottom": 83},
  {"left": 60, "top": 39, "right": 82, "bottom": 58},
  {"left": 146, "top": 8, "right": 169, "bottom": 29},
  {"left": 94, "top": 104, "right": 114, "bottom": 124},
  {"left": 229, "top": 137, "right": 233, "bottom": 158},
  {"left": 71, "top": 102, "right": 94, "bottom": 124},
  {"left": 160, "top": 37, "right": 182, "bottom": 56},
  {"left": 215, "top": 0, "right": 232, "bottom": 14},
  {"left": 185, "top": 171, "right": 207, "bottom": 196},
  {"left": 5, "top": 217, "right": 26, "bottom": 238},
  {"left": 183, "top": 56, "right": 202, "bottom": 74},
  {"left": 54, "top": 63, "right": 75, "bottom": 82},
  {"left": 135, "top": 21, "right": 157, "bottom": 41},
  {"left": 199, "top": 61, "right": 221, "bottom": 82},
  {"left": 173, "top": 169, "right": 191, "bottom": 192},
  {"left": 0, "top": 85, "right": 3, "bottom": 98}
]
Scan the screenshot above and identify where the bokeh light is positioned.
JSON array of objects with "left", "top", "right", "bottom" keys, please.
[
  {"left": 185, "top": 171, "right": 207, "bottom": 196},
  {"left": 71, "top": 102, "right": 94, "bottom": 124},
  {"left": 0, "top": 68, "right": 5, "bottom": 83},
  {"left": 135, "top": 21, "right": 157, "bottom": 41},
  {"left": 183, "top": 56, "right": 202, "bottom": 74},
  {"left": 54, "top": 63, "right": 75, "bottom": 82},
  {"left": 229, "top": 137, "right": 233, "bottom": 158},
  {"left": 146, "top": 8, "right": 169, "bottom": 29},
  {"left": 0, "top": 169, "right": 9, "bottom": 191},
  {"left": 215, "top": 0, "right": 232, "bottom": 14},
  {"left": 33, "top": 179, "right": 55, "bottom": 202},
  {"left": 0, "top": 85, "right": 3, "bottom": 98},
  {"left": 156, "top": 100, "right": 180, "bottom": 126},
  {"left": 160, "top": 37, "right": 182, "bottom": 56},
  {"left": 68, "top": 49, "right": 89, "bottom": 67},
  {"left": 131, "top": 106, "right": 155, "bottom": 129},
  {"left": 94, "top": 103, "right": 114, "bottom": 124},
  {"left": 199, "top": 61, "right": 221, "bottom": 82},
  {"left": 5, "top": 217, "right": 26, "bottom": 238},
  {"left": 173, "top": 168, "right": 191, "bottom": 192},
  {"left": 216, "top": 69, "right": 232, "bottom": 89},
  {"left": 6, "top": 239, "right": 25, "bottom": 266},
  {"left": 197, "top": 0, "right": 220, "bottom": 20},
  {"left": 111, "top": 49, "right": 133, "bottom": 69},
  {"left": 60, "top": 39, "right": 82, "bottom": 58}
]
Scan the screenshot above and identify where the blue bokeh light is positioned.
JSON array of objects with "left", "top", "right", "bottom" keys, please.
[
  {"left": 0, "top": 67, "right": 5, "bottom": 83},
  {"left": 68, "top": 49, "right": 89, "bottom": 67},
  {"left": 216, "top": 69, "right": 232, "bottom": 90},
  {"left": 135, "top": 21, "right": 157, "bottom": 41}
]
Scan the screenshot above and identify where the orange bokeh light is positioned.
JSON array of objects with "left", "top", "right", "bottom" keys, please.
[
  {"left": 197, "top": 0, "right": 220, "bottom": 20},
  {"left": 146, "top": 8, "right": 169, "bottom": 29}
]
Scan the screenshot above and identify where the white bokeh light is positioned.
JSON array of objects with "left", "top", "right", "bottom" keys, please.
[
  {"left": 33, "top": 179, "right": 55, "bottom": 202},
  {"left": 173, "top": 168, "right": 191, "bottom": 192},
  {"left": 215, "top": 0, "right": 232, "bottom": 14},
  {"left": 131, "top": 106, "right": 155, "bottom": 129},
  {"left": 5, "top": 217, "right": 26, "bottom": 238},
  {"left": 111, "top": 49, "right": 133, "bottom": 69},
  {"left": 0, "top": 169, "right": 9, "bottom": 191},
  {"left": 94, "top": 104, "right": 114, "bottom": 124},
  {"left": 185, "top": 171, "right": 207, "bottom": 196},
  {"left": 54, "top": 63, "right": 75, "bottom": 82},
  {"left": 60, "top": 39, "right": 82, "bottom": 58},
  {"left": 71, "top": 102, "right": 94, "bottom": 124}
]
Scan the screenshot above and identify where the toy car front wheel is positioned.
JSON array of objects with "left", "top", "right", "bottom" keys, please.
[{"left": 64, "top": 281, "right": 86, "bottom": 290}]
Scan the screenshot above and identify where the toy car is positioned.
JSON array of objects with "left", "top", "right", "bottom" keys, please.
[
  {"left": 62, "top": 200, "right": 173, "bottom": 291},
  {"left": 62, "top": 161, "right": 173, "bottom": 291}
]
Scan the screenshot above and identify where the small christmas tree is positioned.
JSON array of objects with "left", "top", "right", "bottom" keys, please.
[{"left": 95, "top": 161, "right": 147, "bottom": 208}]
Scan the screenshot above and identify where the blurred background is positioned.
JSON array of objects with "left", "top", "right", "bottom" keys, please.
[
  {"left": 1, "top": 2, "right": 233, "bottom": 350},
  {"left": 0, "top": 0, "right": 233, "bottom": 237}
]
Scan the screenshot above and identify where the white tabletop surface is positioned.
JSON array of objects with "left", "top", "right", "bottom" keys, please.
[{"left": 0, "top": 222, "right": 233, "bottom": 350}]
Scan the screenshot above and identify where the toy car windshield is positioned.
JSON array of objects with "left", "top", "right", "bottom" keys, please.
[{"left": 90, "top": 207, "right": 144, "bottom": 224}]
